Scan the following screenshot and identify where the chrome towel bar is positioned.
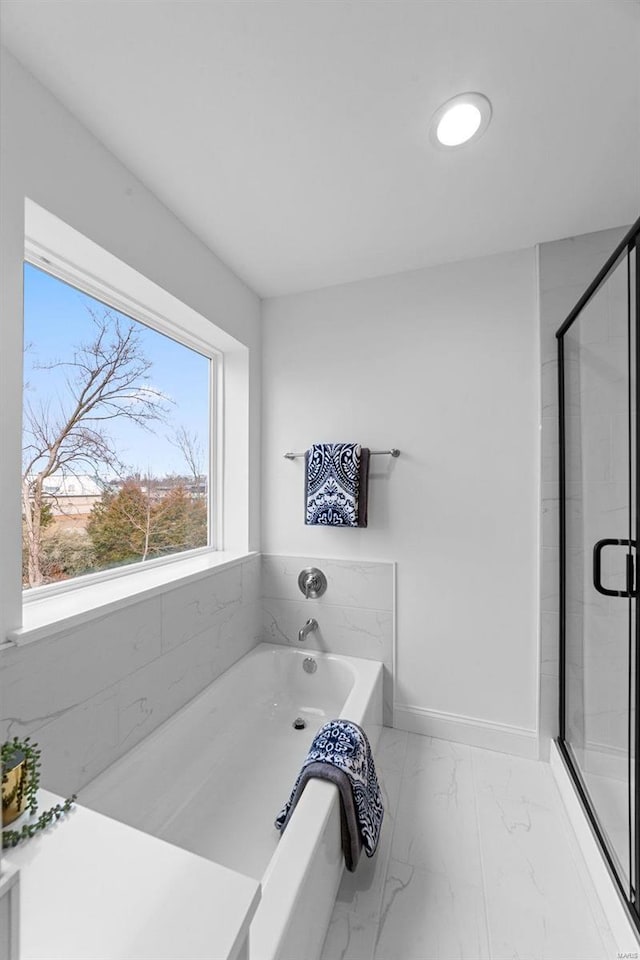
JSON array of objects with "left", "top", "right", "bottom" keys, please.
[{"left": 284, "top": 448, "right": 400, "bottom": 460}]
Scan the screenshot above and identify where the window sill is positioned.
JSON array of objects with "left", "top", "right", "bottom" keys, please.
[{"left": 7, "top": 551, "right": 256, "bottom": 647}]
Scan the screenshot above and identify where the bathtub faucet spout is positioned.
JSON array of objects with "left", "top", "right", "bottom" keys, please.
[{"left": 298, "top": 618, "right": 318, "bottom": 643}]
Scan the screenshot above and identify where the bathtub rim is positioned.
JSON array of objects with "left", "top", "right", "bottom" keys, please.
[
  {"left": 253, "top": 648, "right": 384, "bottom": 960},
  {"left": 79, "top": 640, "right": 384, "bottom": 960},
  {"left": 82, "top": 641, "right": 382, "bottom": 802}
]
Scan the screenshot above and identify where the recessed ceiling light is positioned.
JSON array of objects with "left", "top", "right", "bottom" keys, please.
[{"left": 429, "top": 93, "right": 492, "bottom": 149}]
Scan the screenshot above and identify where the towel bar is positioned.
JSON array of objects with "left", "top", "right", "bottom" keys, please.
[{"left": 284, "top": 448, "right": 400, "bottom": 460}]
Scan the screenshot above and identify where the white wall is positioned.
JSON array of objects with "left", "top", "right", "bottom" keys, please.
[
  {"left": 0, "top": 48, "right": 262, "bottom": 642},
  {"left": 0, "top": 51, "right": 263, "bottom": 807},
  {"left": 262, "top": 249, "right": 540, "bottom": 745}
]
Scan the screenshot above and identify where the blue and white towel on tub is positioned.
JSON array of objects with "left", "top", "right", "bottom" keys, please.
[
  {"left": 305, "top": 442, "right": 370, "bottom": 527},
  {"left": 274, "top": 719, "right": 383, "bottom": 871}
]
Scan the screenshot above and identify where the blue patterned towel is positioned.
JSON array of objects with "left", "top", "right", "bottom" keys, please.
[
  {"left": 305, "top": 443, "right": 370, "bottom": 527},
  {"left": 275, "top": 719, "right": 384, "bottom": 871}
]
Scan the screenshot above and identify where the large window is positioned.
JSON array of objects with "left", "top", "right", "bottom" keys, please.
[{"left": 22, "top": 261, "right": 213, "bottom": 591}]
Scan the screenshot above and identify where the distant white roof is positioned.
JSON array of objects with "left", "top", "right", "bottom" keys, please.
[{"left": 38, "top": 474, "right": 105, "bottom": 498}]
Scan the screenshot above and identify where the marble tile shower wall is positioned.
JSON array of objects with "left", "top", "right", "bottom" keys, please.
[
  {"left": 261, "top": 555, "right": 395, "bottom": 725},
  {"left": 539, "top": 226, "right": 628, "bottom": 759},
  {"left": 0, "top": 554, "right": 261, "bottom": 796}
]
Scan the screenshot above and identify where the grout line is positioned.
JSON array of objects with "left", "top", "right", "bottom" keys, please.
[
  {"left": 261, "top": 595, "right": 393, "bottom": 616},
  {"left": 469, "top": 747, "right": 494, "bottom": 960}
]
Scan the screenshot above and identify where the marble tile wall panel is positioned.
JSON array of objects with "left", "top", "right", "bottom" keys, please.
[
  {"left": 538, "top": 675, "right": 559, "bottom": 762},
  {"left": 262, "top": 555, "right": 393, "bottom": 612},
  {"left": 242, "top": 552, "right": 262, "bottom": 607},
  {"left": 260, "top": 555, "right": 394, "bottom": 725},
  {"left": 118, "top": 597, "right": 256, "bottom": 755},
  {"left": 583, "top": 610, "right": 629, "bottom": 753},
  {"left": 540, "top": 547, "right": 560, "bottom": 616},
  {"left": 161, "top": 563, "right": 242, "bottom": 651},
  {"left": 24, "top": 688, "right": 120, "bottom": 797},
  {"left": 541, "top": 483, "right": 559, "bottom": 551},
  {"left": 262, "top": 599, "right": 392, "bottom": 663},
  {"left": 240, "top": 553, "right": 263, "bottom": 651},
  {"left": 540, "top": 610, "right": 559, "bottom": 679},
  {"left": 0, "top": 556, "right": 261, "bottom": 795},
  {"left": 0, "top": 598, "right": 162, "bottom": 737}
]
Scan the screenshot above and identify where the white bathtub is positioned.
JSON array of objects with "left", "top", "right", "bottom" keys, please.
[{"left": 81, "top": 642, "right": 384, "bottom": 960}]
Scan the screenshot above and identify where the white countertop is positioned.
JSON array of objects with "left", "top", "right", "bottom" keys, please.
[{"left": 4, "top": 791, "right": 261, "bottom": 960}]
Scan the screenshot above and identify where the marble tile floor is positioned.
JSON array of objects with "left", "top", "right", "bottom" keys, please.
[{"left": 320, "top": 729, "right": 623, "bottom": 960}]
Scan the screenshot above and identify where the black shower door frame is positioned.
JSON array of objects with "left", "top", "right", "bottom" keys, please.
[{"left": 557, "top": 216, "right": 640, "bottom": 927}]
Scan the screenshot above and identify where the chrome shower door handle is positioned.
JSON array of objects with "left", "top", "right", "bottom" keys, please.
[{"left": 593, "top": 538, "right": 637, "bottom": 598}]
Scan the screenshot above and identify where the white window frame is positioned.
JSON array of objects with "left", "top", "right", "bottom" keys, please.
[{"left": 21, "top": 238, "right": 223, "bottom": 604}]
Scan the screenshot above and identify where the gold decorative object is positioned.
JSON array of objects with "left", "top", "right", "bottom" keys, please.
[
  {"left": 2, "top": 737, "right": 75, "bottom": 849},
  {"left": 2, "top": 753, "right": 28, "bottom": 826}
]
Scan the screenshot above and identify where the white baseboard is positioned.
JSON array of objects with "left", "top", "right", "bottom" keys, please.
[
  {"left": 550, "top": 740, "right": 639, "bottom": 955},
  {"left": 393, "top": 702, "right": 539, "bottom": 759}
]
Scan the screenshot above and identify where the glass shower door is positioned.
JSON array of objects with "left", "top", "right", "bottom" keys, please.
[{"left": 561, "top": 246, "right": 636, "bottom": 898}]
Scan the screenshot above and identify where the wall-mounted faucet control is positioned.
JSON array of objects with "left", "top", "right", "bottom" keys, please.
[
  {"left": 298, "top": 567, "right": 327, "bottom": 598},
  {"left": 298, "top": 618, "right": 318, "bottom": 643}
]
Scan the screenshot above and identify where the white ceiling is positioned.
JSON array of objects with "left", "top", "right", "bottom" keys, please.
[{"left": 1, "top": 0, "right": 639, "bottom": 297}]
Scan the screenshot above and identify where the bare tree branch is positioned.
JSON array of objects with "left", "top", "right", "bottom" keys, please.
[
  {"left": 23, "top": 307, "right": 170, "bottom": 587},
  {"left": 169, "top": 425, "right": 205, "bottom": 491}
]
